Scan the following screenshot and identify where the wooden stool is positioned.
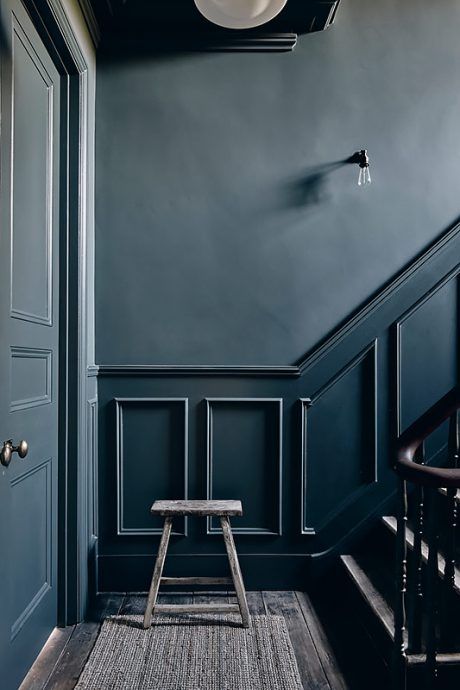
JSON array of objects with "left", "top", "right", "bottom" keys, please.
[{"left": 143, "top": 500, "right": 250, "bottom": 629}]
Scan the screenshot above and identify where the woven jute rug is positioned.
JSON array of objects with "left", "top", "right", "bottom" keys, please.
[{"left": 75, "top": 614, "right": 303, "bottom": 689}]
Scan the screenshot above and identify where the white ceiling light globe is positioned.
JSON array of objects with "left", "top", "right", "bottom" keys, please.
[
  {"left": 194, "top": 0, "right": 288, "bottom": 29},
  {"left": 212, "top": 0, "right": 271, "bottom": 20}
]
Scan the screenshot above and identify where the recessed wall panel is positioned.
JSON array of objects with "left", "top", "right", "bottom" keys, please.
[
  {"left": 116, "top": 398, "right": 188, "bottom": 535},
  {"left": 206, "top": 398, "right": 282, "bottom": 535},
  {"left": 302, "top": 343, "right": 377, "bottom": 534},
  {"left": 397, "top": 271, "right": 459, "bottom": 435},
  {"left": 10, "top": 24, "right": 53, "bottom": 325}
]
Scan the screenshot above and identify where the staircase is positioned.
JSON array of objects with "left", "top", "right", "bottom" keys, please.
[{"left": 340, "top": 390, "right": 460, "bottom": 689}]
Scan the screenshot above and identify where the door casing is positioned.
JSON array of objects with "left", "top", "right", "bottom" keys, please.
[{"left": 23, "top": 0, "right": 93, "bottom": 626}]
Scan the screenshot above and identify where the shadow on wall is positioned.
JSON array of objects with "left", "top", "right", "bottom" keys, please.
[{"left": 284, "top": 156, "right": 358, "bottom": 209}]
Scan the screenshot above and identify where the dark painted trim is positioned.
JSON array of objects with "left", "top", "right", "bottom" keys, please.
[
  {"left": 97, "top": 364, "right": 299, "bottom": 377},
  {"left": 45, "top": 0, "right": 87, "bottom": 71},
  {"left": 27, "top": 0, "right": 91, "bottom": 624},
  {"left": 205, "top": 397, "right": 283, "bottom": 536},
  {"left": 309, "top": 488, "right": 398, "bottom": 562},
  {"left": 87, "top": 398, "right": 98, "bottom": 540},
  {"left": 114, "top": 397, "right": 189, "bottom": 537},
  {"left": 394, "top": 264, "right": 460, "bottom": 436},
  {"left": 196, "top": 33, "right": 297, "bottom": 52},
  {"left": 299, "top": 397, "right": 314, "bottom": 536},
  {"left": 299, "top": 402, "right": 315, "bottom": 537},
  {"left": 87, "top": 364, "right": 99, "bottom": 377},
  {"left": 95, "top": 220, "right": 460, "bottom": 377},
  {"left": 77, "top": 0, "right": 100, "bottom": 47},
  {"left": 297, "top": 220, "right": 460, "bottom": 375},
  {"left": 97, "top": 553, "right": 310, "bottom": 591}
]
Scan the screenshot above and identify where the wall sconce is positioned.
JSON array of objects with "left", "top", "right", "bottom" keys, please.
[{"left": 350, "top": 149, "right": 371, "bottom": 187}]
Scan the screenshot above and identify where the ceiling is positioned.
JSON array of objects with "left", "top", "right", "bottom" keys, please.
[{"left": 80, "top": 0, "right": 342, "bottom": 51}]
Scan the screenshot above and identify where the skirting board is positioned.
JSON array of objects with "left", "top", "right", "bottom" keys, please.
[{"left": 97, "top": 554, "right": 311, "bottom": 591}]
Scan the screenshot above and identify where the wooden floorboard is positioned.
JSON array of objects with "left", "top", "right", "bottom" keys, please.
[
  {"left": 296, "top": 591, "right": 348, "bottom": 690},
  {"left": 119, "top": 592, "right": 147, "bottom": 615},
  {"left": 43, "top": 594, "right": 125, "bottom": 690},
  {"left": 23, "top": 591, "right": 352, "bottom": 690},
  {"left": 263, "top": 591, "right": 331, "bottom": 690},
  {"left": 246, "top": 590, "right": 265, "bottom": 614},
  {"left": 19, "top": 626, "right": 75, "bottom": 690}
]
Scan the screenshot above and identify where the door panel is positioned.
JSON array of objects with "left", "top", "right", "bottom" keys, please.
[
  {"left": 0, "top": 0, "right": 60, "bottom": 687},
  {"left": 10, "top": 18, "right": 53, "bottom": 325}
]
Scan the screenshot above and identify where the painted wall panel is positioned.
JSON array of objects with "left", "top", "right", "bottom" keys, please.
[
  {"left": 302, "top": 344, "right": 377, "bottom": 534},
  {"left": 397, "top": 271, "right": 459, "bottom": 434},
  {"left": 116, "top": 398, "right": 188, "bottom": 535},
  {"left": 206, "top": 399, "right": 282, "bottom": 534}
]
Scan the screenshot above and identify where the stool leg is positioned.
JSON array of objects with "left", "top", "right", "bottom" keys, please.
[
  {"left": 143, "top": 516, "right": 173, "bottom": 629},
  {"left": 220, "top": 516, "right": 251, "bottom": 628}
]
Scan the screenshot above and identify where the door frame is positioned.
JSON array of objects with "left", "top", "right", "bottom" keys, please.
[{"left": 22, "top": 0, "right": 93, "bottom": 626}]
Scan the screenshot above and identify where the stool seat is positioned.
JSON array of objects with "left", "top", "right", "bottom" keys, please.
[{"left": 150, "top": 499, "right": 243, "bottom": 516}]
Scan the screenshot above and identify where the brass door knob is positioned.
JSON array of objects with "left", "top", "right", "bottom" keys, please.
[{"left": 0, "top": 439, "right": 28, "bottom": 468}]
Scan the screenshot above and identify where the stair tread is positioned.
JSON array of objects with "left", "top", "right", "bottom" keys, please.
[
  {"left": 382, "top": 515, "right": 460, "bottom": 595},
  {"left": 340, "top": 555, "right": 395, "bottom": 641}
]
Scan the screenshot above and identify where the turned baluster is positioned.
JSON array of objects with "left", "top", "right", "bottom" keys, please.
[
  {"left": 449, "top": 409, "right": 459, "bottom": 469},
  {"left": 409, "top": 442, "right": 425, "bottom": 653},
  {"left": 425, "top": 488, "right": 440, "bottom": 688},
  {"left": 441, "top": 412, "right": 459, "bottom": 648},
  {"left": 393, "top": 477, "right": 408, "bottom": 690}
]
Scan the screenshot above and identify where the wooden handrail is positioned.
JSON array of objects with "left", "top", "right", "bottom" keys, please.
[{"left": 395, "top": 387, "right": 460, "bottom": 487}]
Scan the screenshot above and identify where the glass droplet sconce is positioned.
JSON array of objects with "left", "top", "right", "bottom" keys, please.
[{"left": 355, "top": 149, "right": 371, "bottom": 187}]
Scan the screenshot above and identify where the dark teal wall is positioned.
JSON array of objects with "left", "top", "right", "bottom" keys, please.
[
  {"left": 96, "top": 0, "right": 460, "bottom": 366},
  {"left": 94, "top": 0, "right": 460, "bottom": 591}
]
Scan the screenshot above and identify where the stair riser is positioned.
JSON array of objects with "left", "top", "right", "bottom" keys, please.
[{"left": 341, "top": 562, "right": 394, "bottom": 666}]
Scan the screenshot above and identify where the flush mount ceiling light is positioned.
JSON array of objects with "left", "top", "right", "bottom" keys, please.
[{"left": 194, "top": 0, "right": 288, "bottom": 29}]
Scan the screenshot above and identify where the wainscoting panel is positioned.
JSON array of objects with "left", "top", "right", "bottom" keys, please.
[
  {"left": 115, "top": 398, "right": 188, "bottom": 536},
  {"left": 95, "top": 224, "right": 460, "bottom": 590},
  {"left": 206, "top": 398, "right": 282, "bottom": 535},
  {"left": 301, "top": 342, "right": 377, "bottom": 535},
  {"left": 396, "top": 267, "right": 459, "bottom": 436}
]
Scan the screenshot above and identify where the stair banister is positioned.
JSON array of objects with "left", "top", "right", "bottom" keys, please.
[
  {"left": 392, "top": 386, "right": 460, "bottom": 689},
  {"left": 395, "top": 387, "right": 460, "bottom": 488}
]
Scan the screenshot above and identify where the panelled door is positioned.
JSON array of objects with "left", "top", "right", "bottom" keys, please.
[{"left": 0, "top": 0, "right": 61, "bottom": 687}]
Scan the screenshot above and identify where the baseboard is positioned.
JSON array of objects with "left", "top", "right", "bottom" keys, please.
[{"left": 97, "top": 554, "right": 312, "bottom": 591}]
